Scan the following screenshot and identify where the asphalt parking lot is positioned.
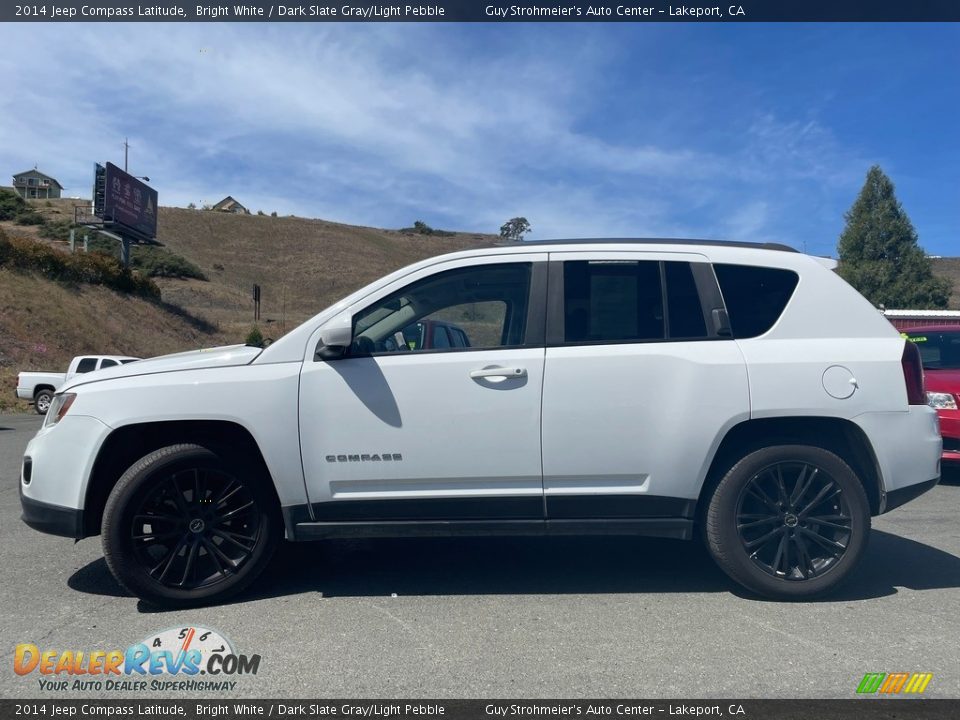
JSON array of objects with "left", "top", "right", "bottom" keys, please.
[{"left": 1, "top": 413, "right": 959, "bottom": 699}]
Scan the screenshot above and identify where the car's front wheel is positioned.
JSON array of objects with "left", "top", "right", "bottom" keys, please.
[
  {"left": 705, "top": 445, "right": 870, "bottom": 600},
  {"left": 102, "top": 443, "right": 280, "bottom": 607}
]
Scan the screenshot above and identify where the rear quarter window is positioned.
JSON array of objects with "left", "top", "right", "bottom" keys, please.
[
  {"left": 75, "top": 357, "right": 98, "bottom": 373},
  {"left": 714, "top": 264, "right": 799, "bottom": 339}
]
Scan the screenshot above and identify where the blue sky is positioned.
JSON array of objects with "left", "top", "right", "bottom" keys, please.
[{"left": 1, "top": 23, "right": 957, "bottom": 256}]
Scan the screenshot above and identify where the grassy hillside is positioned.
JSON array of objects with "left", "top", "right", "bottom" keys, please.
[
  {"left": 0, "top": 200, "right": 496, "bottom": 412},
  {"left": 0, "top": 228, "right": 227, "bottom": 412},
  {"left": 6, "top": 198, "right": 496, "bottom": 339},
  {"left": 932, "top": 258, "right": 960, "bottom": 310},
  {"left": 153, "top": 208, "right": 493, "bottom": 335}
]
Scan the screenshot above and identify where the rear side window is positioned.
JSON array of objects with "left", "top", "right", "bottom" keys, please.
[
  {"left": 714, "top": 264, "right": 799, "bottom": 338},
  {"left": 75, "top": 357, "right": 97, "bottom": 373},
  {"left": 561, "top": 260, "right": 711, "bottom": 344},
  {"left": 100, "top": 359, "right": 119, "bottom": 369}
]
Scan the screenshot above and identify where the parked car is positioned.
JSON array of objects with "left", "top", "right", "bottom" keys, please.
[
  {"left": 16, "top": 355, "right": 140, "bottom": 414},
  {"left": 900, "top": 326, "right": 960, "bottom": 465},
  {"left": 20, "top": 239, "right": 941, "bottom": 607},
  {"left": 401, "top": 319, "right": 471, "bottom": 350}
]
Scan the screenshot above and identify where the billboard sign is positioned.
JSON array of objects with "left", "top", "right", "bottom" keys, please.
[{"left": 97, "top": 161, "right": 158, "bottom": 240}]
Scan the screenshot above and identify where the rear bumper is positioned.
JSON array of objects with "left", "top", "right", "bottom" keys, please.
[
  {"left": 20, "top": 488, "right": 84, "bottom": 539},
  {"left": 882, "top": 477, "right": 939, "bottom": 514},
  {"left": 853, "top": 406, "right": 942, "bottom": 513}
]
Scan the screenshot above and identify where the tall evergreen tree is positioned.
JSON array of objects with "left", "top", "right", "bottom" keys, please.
[{"left": 837, "top": 166, "right": 950, "bottom": 309}]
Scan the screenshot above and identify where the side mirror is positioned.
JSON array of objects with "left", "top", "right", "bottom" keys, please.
[{"left": 316, "top": 315, "right": 353, "bottom": 360}]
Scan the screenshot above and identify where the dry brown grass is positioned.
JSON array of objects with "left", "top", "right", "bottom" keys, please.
[
  {"left": 7, "top": 200, "right": 498, "bottom": 336},
  {"left": 0, "top": 267, "right": 227, "bottom": 412},
  {"left": 154, "top": 208, "right": 495, "bottom": 333}
]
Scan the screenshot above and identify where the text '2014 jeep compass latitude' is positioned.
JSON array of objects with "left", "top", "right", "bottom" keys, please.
[{"left": 20, "top": 239, "right": 941, "bottom": 607}]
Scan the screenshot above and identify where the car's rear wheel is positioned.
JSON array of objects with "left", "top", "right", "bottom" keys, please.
[
  {"left": 34, "top": 390, "right": 53, "bottom": 415},
  {"left": 102, "top": 443, "right": 280, "bottom": 608},
  {"left": 705, "top": 444, "right": 870, "bottom": 600}
]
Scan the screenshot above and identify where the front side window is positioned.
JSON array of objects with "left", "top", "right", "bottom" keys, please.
[{"left": 350, "top": 263, "right": 532, "bottom": 355}]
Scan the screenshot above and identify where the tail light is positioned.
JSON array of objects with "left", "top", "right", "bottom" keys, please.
[{"left": 901, "top": 340, "right": 926, "bottom": 405}]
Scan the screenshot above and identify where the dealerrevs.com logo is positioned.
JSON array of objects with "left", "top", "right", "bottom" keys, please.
[
  {"left": 14, "top": 626, "right": 260, "bottom": 692},
  {"left": 856, "top": 673, "right": 933, "bottom": 695}
]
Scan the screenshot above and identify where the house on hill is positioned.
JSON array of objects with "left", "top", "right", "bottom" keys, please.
[
  {"left": 211, "top": 196, "right": 249, "bottom": 214},
  {"left": 12, "top": 168, "right": 63, "bottom": 199}
]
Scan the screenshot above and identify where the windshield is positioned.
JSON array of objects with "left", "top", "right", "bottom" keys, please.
[{"left": 903, "top": 331, "right": 960, "bottom": 370}]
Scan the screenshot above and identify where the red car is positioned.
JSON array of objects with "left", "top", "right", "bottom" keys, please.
[{"left": 902, "top": 326, "right": 960, "bottom": 465}]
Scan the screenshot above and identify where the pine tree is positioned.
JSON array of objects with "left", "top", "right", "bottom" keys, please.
[{"left": 837, "top": 166, "right": 950, "bottom": 309}]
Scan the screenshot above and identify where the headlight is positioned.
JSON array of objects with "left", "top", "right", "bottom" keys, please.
[
  {"left": 44, "top": 393, "right": 76, "bottom": 427},
  {"left": 927, "top": 391, "right": 958, "bottom": 411}
]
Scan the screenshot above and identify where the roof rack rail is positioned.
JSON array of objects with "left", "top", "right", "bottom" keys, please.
[{"left": 514, "top": 238, "right": 799, "bottom": 253}]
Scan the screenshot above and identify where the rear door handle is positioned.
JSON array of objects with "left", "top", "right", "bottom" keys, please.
[{"left": 470, "top": 366, "right": 527, "bottom": 380}]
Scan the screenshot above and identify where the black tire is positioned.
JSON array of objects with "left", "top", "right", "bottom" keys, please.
[
  {"left": 34, "top": 389, "right": 53, "bottom": 415},
  {"left": 705, "top": 444, "right": 870, "bottom": 600},
  {"left": 102, "top": 443, "right": 280, "bottom": 608}
]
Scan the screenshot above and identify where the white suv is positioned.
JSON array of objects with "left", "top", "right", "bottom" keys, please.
[{"left": 20, "top": 239, "right": 942, "bottom": 607}]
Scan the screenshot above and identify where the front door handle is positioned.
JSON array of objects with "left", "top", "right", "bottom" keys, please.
[{"left": 470, "top": 366, "right": 527, "bottom": 380}]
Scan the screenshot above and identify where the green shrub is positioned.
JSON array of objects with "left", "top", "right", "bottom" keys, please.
[
  {"left": 14, "top": 211, "right": 45, "bottom": 226},
  {"left": 0, "top": 231, "right": 160, "bottom": 301},
  {"left": 0, "top": 189, "right": 29, "bottom": 221},
  {"left": 38, "top": 219, "right": 77, "bottom": 242},
  {"left": 400, "top": 219, "right": 455, "bottom": 237},
  {"left": 0, "top": 226, "right": 10, "bottom": 263},
  {"left": 132, "top": 246, "right": 208, "bottom": 280},
  {"left": 245, "top": 325, "right": 264, "bottom": 347},
  {"left": 86, "top": 237, "right": 207, "bottom": 280}
]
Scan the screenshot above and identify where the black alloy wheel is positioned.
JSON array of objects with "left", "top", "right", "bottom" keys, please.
[
  {"left": 102, "top": 444, "right": 279, "bottom": 607},
  {"left": 130, "top": 467, "right": 262, "bottom": 590},
  {"left": 705, "top": 444, "right": 870, "bottom": 600},
  {"left": 735, "top": 460, "right": 852, "bottom": 581}
]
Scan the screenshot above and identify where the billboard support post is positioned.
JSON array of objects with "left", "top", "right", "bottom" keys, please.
[{"left": 69, "top": 229, "right": 75, "bottom": 253}]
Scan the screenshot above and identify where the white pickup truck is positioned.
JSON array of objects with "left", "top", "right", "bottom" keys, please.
[{"left": 16, "top": 355, "right": 139, "bottom": 414}]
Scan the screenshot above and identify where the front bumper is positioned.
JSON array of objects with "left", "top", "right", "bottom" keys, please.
[
  {"left": 20, "top": 414, "right": 112, "bottom": 538},
  {"left": 938, "top": 411, "right": 960, "bottom": 464},
  {"left": 20, "top": 487, "right": 84, "bottom": 539}
]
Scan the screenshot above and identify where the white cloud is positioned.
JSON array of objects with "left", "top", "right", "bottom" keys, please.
[{"left": 0, "top": 24, "right": 874, "bottom": 251}]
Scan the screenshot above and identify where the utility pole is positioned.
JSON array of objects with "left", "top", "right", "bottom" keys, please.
[{"left": 123, "top": 137, "right": 130, "bottom": 172}]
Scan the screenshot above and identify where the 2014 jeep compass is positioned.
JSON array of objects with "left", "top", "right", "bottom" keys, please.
[{"left": 20, "top": 239, "right": 941, "bottom": 606}]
